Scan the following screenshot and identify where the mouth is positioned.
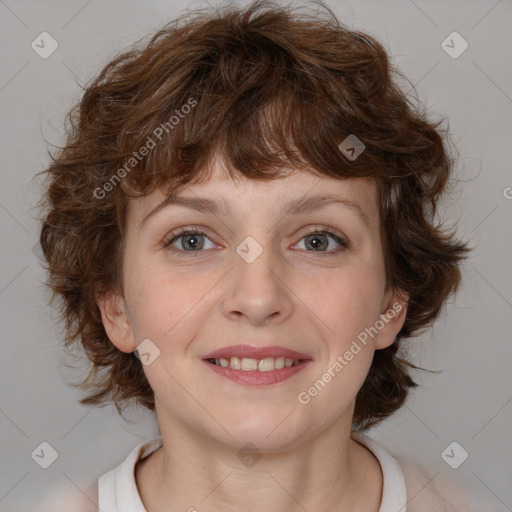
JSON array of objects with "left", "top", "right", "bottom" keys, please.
[
  {"left": 205, "top": 356, "right": 303, "bottom": 371},
  {"left": 201, "top": 345, "right": 312, "bottom": 386}
]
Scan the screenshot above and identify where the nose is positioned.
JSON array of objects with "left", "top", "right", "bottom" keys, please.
[{"left": 222, "top": 238, "right": 293, "bottom": 326}]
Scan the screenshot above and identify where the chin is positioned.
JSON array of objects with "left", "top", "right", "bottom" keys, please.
[{"left": 209, "top": 409, "right": 309, "bottom": 453}]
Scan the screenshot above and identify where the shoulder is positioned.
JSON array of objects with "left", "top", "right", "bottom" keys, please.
[
  {"left": 395, "top": 454, "right": 506, "bottom": 512},
  {"left": 33, "top": 481, "right": 99, "bottom": 512}
]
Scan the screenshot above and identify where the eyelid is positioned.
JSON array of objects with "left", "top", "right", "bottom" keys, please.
[{"left": 298, "top": 224, "right": 348, "bottom": 243}]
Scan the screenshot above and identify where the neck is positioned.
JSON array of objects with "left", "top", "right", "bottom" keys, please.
[{"left": 136, "top": 411, "right": 382, "bottom": 512}]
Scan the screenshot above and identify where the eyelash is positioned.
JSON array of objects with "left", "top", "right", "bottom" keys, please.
[{"left": 162, "top": 226, "right": 350, "bottom": 258}]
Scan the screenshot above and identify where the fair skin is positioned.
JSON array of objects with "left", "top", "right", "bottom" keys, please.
[{"left": 97, "top": 160, "right": 408, "bottom": 512}]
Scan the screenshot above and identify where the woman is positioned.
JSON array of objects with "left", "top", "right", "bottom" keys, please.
[{"left": 37, "top": 1, "right": 495, "bottom": 510}]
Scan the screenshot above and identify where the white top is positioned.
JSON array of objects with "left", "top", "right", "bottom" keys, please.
[
  {"left": 33, "top": 432, "right": 505, "bottom": 511},
  {"left": 94, "top": 432, "right": 506, "bottom": 512},
  {"left": 97, "top": 431, "right": 407, "bottom": 512}
]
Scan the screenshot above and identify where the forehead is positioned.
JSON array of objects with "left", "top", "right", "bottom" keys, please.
[{"left": 126, "top": 163, "right": 380, "bottom": 232}]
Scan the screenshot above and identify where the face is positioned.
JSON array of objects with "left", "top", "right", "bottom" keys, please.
[{"left": 98, "top": 162, "right": 407, "bottom": 452}]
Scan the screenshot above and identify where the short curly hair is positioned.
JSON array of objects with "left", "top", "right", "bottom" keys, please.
[{"left": 36, "top": 0, "right": 468, "bottom": 430}]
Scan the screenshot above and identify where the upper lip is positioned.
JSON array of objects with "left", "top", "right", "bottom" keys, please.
[{"left": 202, "top": 344, "right": 312, "bottom": 360}]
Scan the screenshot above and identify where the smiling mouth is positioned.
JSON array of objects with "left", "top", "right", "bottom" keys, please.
[{"left": 205, "top": 356, "right": 304, "bottom": 371}]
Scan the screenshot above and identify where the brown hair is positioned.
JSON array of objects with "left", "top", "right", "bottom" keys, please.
[{"left": 36, "top": 0, "right": 469, "bottom": 430}]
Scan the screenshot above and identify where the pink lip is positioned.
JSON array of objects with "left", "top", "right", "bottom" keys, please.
[
  {"left": 201, "top": 344, "right": 312, "bottom": 386},
  {"left": 202, "top": 344, "right": 312, "bottom": 361}
]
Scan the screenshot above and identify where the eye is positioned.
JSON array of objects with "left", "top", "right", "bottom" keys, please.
[
  {"left": 294, "top": 226, "right": 349, "bottom": 255},
  {"left": 163, "top": 228, "right": 216, "bottom": 256},
  {"left": 162, "top": 225, "right": 350, "bottom": 257}
]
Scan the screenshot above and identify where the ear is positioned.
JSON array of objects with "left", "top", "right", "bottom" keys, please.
[
  {"left": 374, "top": 287, "right": 409, "bottom": 350},
  {"left": 96, "top": 291, "right": 137, "bottom": 353}
]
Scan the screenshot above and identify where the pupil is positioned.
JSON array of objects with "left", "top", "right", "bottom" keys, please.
[
  {"left": 185, "top": 235, "right": 203, "bottom": 250},
  {"left": 308, "top": 234, "right": 326, "bottom": 250}
]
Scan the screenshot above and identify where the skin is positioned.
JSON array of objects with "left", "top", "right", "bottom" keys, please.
[{"left": 97, "top": 159, "right": 409, "bottom": 512}]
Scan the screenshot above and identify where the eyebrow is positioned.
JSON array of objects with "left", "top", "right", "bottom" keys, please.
[{"left": 138, "top": 193, "right": 371, "bottom": 233}]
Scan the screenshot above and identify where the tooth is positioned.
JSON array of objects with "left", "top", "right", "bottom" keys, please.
[
  {"left": 274, "top": 357, "right": 285, "bottom": 369},
  {"left": 258, "top": 357, "right": 275, "bottom": 372},
  {"left": 218, "top": 356, "right": 298, "bottom": 371},
  {"left": 241, "top": 358, "right": 258, "bottom": 371}
]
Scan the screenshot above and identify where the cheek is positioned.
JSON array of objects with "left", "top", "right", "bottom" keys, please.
[
  {"left": 308, "top": 263, "right": 385, "bottom": 341},
  {"left": 123, "top": 257, "right": 218, "bottom": 342},
  {"left": 299, "top": 276, "right": 382, "bottom": 409}
]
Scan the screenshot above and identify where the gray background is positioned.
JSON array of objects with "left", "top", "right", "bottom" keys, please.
[{"left": 1, "top": 0, "right": 511, "bottom": 510}]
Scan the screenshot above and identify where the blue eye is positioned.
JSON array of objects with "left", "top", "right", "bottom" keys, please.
[
  {"left": 163, "top": 226, "right": 349, "bottom": 257},
  {"left": 163, "top": 228, "right": 215, "bottom": 256},
  {"left": 294, "top": 228, "right": 349, "bottom": 255}
]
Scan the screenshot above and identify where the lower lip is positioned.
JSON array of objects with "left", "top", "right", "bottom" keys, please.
[{"left": 203, "top": 360, "right": 311, "bottom": 386}]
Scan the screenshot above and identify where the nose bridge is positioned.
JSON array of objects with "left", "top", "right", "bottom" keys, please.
[
  {"left": 236, "top": 234, "right": 277, "bottom": 283},
  {"left": 222, "top": 232, "right": 293, "bottom": 325},
  {"left": 234, "top": 232, "right": 281, "bottom": 294}
]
